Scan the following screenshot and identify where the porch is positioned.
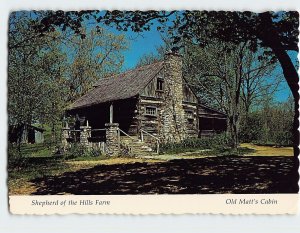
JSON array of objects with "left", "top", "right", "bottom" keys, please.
[{"left": 61, "top": 122, "right": 160, "bottom": 156}]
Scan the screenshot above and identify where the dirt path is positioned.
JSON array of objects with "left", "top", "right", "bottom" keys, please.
[{"left": 240, "top": 143, "right": 293, "bottom": 156}]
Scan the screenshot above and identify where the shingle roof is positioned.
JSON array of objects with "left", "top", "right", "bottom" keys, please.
[
  {"left": 68, "top": 61, "right": 164, "bottom": 110},
  {"left": 198, "top": 103, "right": 227, "bottom": 118}
]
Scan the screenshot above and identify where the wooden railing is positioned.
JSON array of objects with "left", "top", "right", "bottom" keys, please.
[
  {"left": 140, "top": 129, "right": 160, "bottom": 154},
  {"left": 118, "top": 128, "right": 139, "bottom": 142}
]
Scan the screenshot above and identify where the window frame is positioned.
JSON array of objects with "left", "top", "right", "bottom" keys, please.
[
  {"left": 156, "top": 78, "right": 164, "bottom": 91},
  {"left": 185, "top": 110, "right": 194, "bottom": 120},
  {"left": 145, "top": 106, "right": 158, "bottom": 117}
]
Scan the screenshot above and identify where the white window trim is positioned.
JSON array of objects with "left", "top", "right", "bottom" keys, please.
[{"left": 145, "top": 106, "right": 157, "bottom": 116}]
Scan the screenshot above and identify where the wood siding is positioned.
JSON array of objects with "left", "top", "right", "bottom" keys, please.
[
  {"left": 183, "top": 82, "right": 197, "bottom": 103},
  {"left": 140, "top": 72, "right": 164, "bottom": 99},
  {"left": 138, "top": 97, "right": 163, "bottom": 135},
  {"left": 183, "top": 103, "right": 199, "bottom": 137}
]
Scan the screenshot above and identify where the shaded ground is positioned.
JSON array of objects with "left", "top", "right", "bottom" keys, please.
[
  {"left": 8, "top": 156, "right": 162, "bottom": 195},
  {"left": 31, "top": 156, "right": 298, "bottom": 195}
]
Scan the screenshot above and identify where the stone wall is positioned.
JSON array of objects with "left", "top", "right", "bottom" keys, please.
[
  {"left": 80, "top": 125, "right": 92, "bottom": 148},
  {"left": 159, "top": 51, "right": 187, "bottom": 143}
]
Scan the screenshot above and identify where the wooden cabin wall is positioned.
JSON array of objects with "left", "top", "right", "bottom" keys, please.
[
  {"left": 183, "top": 103, "right": 199, "bottom": 137},
  {"left": 198, "top": 105, "right": 227, "bottom": 137},
  {"left": 182, "top": 83, "right": 198, "bottom": 138},
  {"left": 139, "top": 71, "right": 164, "bottom": 136},
  {"left": 198, "top": 106, "right": 227, "bottom": 119},
  {"left": 138, "top": 96, "right": 163, "bottom": 135},
  {"left": 140, "top": 73, "right": 164, "bottom": 99},
  {"left": 183, "top": 83, "right": 197, "bottom": 103}
]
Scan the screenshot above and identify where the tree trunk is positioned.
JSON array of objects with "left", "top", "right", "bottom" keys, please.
[
  {"left": 259, "top": 13, "right": 299, "bottom": 159},
  {"left": 272, "top": 49, "right": 299, "bottom": 155}
]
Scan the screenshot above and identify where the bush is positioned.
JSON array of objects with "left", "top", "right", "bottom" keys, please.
[
  {"left": 160, "top": 133, "right": 232, "bottom": 154},
  {"left": 63, "top": 144, "right": 103, "bottom": 159},
  {"left": 239, "top": 113, "right": 263, "bottom": 143},
  {"left": 8, "top": 144, "right": 28, "bottom": 169}
]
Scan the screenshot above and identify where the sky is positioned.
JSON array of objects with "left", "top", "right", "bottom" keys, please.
[{"left": 122, "top": 28, "right": 164, "bottom": 70}]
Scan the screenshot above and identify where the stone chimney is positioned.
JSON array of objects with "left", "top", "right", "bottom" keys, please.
[{"left": 160, "top": 50, "right": 187, "bottom": 143}]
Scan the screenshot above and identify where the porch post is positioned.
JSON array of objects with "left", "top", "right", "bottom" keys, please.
[
  {"left": 110, "top": 102, "right": 113, "bottom": 123},
  {"left": 105, "top": 123, "right": 120, "bottom": 156}
]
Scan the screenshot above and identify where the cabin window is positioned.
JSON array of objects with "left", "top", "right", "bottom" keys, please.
[
  {"left": 145, "top": 106, "right": 157, "bottom": 116},
  {"left": 156, "top": 78, "right": 164, "bottom": 91},
  {"left": 185, "top": 110, "right": 194, "bottom": 120}
]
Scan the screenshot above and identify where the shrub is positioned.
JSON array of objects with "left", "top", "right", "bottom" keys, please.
[
  {"left": 62, "top": 143, "right": 104, "bottom": 159},
  {"left": 85, "top": 147, "right": 103, "bottom": 157},
  {"left": 160, "top": 133, "right": 232, "bottom": 154},
  {"left": 8, "top": 144, "right": 28, "bottom": 169}
]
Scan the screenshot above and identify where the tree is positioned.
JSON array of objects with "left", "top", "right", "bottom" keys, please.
[
  {"left": 8, "top": 12, "right": 68, "bottom": 148},
  {"left": 183, "top": 41, "right": 277, "bottom": 148},
  {"left": 8, "top": 12, "right": 129, "bottom": 148},
  {"left": 66, "top": 27, "right": 128, "bottom": 101},
  {"left": 239, "top": 96, "right": 294, "bottom": 146},
  {"left": 240, "top": 47, "right": 281, "bottom": 114}
]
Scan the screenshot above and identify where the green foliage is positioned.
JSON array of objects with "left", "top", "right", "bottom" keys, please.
[
  {"left": 160, "top": 133, "right": 232, "bottom": 154},
  {"left": 8, "top": 145, "right": 26, "bottom": 169},
  {"left": 239, "top": 113, "right": 263, "bottom": 142},
  {"left": 8, "top": 12, "right": 128, "bottom": 150},
  {"left": 67, "top": 27, "right": 128, "bottom": 102},
  {"left": 8, "top": 141, "right": 54, "bottom": 170},
  {"left": 239, "top": 98, "right": 294, "bottom": 146},
  {"left": 8, "top": 11, "right": 68, "bottom": 141},
  {"left": 63, "top": 143, "right": 104, "bottom": 160}
]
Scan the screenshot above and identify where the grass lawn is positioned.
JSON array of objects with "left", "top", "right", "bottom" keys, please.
[{"left": 240, "top": 143, "right": 293, "bottom": 156}]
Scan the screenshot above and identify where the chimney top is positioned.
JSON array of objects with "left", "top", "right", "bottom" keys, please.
[{"left": 165, "top": 49, "right": 182, "bottom": 57}]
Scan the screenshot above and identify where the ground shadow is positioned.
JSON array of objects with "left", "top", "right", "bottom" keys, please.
[{"left": 31, "top": 156, "right": 298, "bottom": 195}]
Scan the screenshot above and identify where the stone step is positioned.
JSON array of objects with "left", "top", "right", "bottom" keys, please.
[{"left": 120, "top": 136, "right": 155, "bottom": 156}]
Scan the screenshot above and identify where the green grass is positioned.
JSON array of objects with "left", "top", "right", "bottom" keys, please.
[
  {"left": 8, "top": 156, "right": 68, "bottom": 179},
  {"left": 18, "top": 143, "right": 53, "bottom": 157},
  {"left": 67, "top": 154, "right": 109, "bottom": 161},
  {"left": 160, "top": 144, "right": 256, "bottom": 156}
]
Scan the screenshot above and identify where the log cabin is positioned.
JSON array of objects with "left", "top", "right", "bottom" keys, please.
[{"left": 65, "top": 51, "right": 226, "bottom": 154}]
